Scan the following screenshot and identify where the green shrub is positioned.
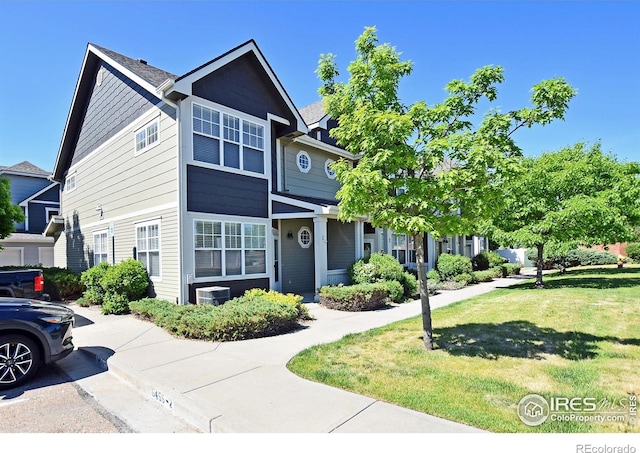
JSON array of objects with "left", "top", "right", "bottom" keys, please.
[
  {"left": 40, "top": 267, "right": 85, "bottom": 300},
  {"left": 0, "top": 265, "right": 85, "bottom": 301},
  {"left": 100, "top": 258, "right": 149, "bottom": 302},
  {"left": 101, "top": 292, "right": 130, "bottom": 315},
  {"left": 426, "top": 269, "right": 440, "bottom": 282},
  {"left": 319, "top": 283, "right": 390, "bottom": 311},
  {"left": 397, "top": 271, "right": 418, "bottom": 298},
  {"left": 80, "top": 262, "right": 111, "bottom": 303},
  {"left": 627, "top": 243, "right": 640, "bottom": 261},
  {"left": 453, "top": 273, "right": 474, "bottom": 286},
  {"left": 241, "top": 288, "right": 311, "bottom": 320},
  {"left": 503, "top": 263, "right": 522, "bottom": 276},
  {"left": 472, "top": 251, "right": 508, "bottom": 271},
  {"left": 349, "top": 252, "right": 416, "bottom": 297},
  {"left": 436, "top": 254, "right": 472, "bottom": 281},
  {"left": 75, "top": 297, "right": 91, "bottom": 307},
  {"left": 129, "top": 290, "right": 309, "bottom": 341},
  {"left": 380, "top": 280, "right": 405, "bottom": 303},
  {"left": 473, "top": 270, "right": 496, "bottom": 282}
]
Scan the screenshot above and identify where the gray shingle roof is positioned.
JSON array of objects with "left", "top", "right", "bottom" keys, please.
[
  {"left": 0, "top": 161, "right": 49, "bottom": 176},
  {"left": 299, "top": 99, "right": 327, "bottom": 126},
  {"left": 91, "top": 44, "right": 177, "bottom": 87}
]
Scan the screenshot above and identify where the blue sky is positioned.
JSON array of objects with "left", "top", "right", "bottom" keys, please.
[{"left": 0, "top": 0, "right": 638, "bottom": 173}]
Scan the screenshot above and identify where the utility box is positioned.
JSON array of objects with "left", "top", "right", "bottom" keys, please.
[{"left": 196, "top": 286, "right": 231, "bottom": 306}]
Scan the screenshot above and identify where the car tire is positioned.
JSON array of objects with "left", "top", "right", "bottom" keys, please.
[{"left": 0, "top": 334, "right": 41, "bottom": 389}]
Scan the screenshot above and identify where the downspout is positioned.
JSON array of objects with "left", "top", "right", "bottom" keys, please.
[{"left": 157, "top": 79, "right": 184, "bottom": 304}]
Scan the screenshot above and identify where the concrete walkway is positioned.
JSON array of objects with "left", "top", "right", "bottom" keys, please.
[{"left": 56, "top": 272, "right": 535, "bottom": 433}]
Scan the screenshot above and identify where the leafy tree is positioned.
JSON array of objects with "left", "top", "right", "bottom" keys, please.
[
  {"left": 317, "top": 26, "right": 576, "bottom": 350},
  {"left": 485, "top": 142, "right": 640, "bottom": 287},
  {"left": 0, "top": 176, "right": 24, "bottom": 248}
]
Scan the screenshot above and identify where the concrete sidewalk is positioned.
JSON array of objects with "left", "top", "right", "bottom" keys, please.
[{"left": 56, "top": 273, "right": 535, "bottom": 433}]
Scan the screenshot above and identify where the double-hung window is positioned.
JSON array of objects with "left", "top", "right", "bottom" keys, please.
[
  {"left": 135, "top": 119, "right": 159, "bottom": 154},
  {"left": 192, "top": 103, "right": 265, "bottom": 174},
  {"left": 136, "top": 221, "right": 161, "bottom": 278},
  {"left": 93, "top": 231, "right": 108, "bottom": 266},
  {"left": 392, "top": 233, "right": 417, "bottom": 265},
  {"left": 194, "top": 220, "right": 266, "bottom": 278},
  {"left": 65, "top": 173, "right": 76, "bottom": 193}
]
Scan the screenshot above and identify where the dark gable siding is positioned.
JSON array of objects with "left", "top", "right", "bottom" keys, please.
[
  {"left": 33, "top": 185, "right": 60, "bottom": 203},
  {"left": 70, "top": 62, "right": 161, "bottom": 167},
  {"left": 192, "top": 52, "right": 297, "bottom": 136},
  {"left": 187, "top": 165, "right": 268, "bottom": 218}
]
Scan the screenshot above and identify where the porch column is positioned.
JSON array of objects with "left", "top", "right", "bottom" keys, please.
[
  {"left": 355, "top": 220, "right": 364, "bottom": 260},
  {"left": 427, "top": 233, "right": 437, "bottom": 271},
  {"left": 313, "top": 217, "right": 328, "bottom": 300},
  {"left": 473, "top": 236, "right": 481, "bottom": 256}
]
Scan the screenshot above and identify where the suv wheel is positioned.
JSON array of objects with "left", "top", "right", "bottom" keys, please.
[{"left": 0, "top": 335, "right": 41, "bottom": 389}]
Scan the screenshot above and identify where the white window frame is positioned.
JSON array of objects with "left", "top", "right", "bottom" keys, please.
[
  {"left": 65, "top": 173, "right": 76, "bottom": 193},
  {"left": 134, "top": 119, "right": 160, "bottom": 155},
  {"left": 325, "top": 158, "right": 336, "bottom": 179},
  {"left": 93, "top": 230, "right": 109, "bottom": 266},
  {"left": 296, "top": 151, "right": 311, "bottom": 173},
  {"left": 298, "top": 226, "right": 312, "bottom": 248},
  {"left": 192, "top": 101, "right": 266, "bottom": 175},
  {"left": 193, "top": 219, "right": 268, "bottom": 279},
  {"left": 45, "top": 207, "right": 59, "bottom": 222},
  {"left": 136, "top": 220, "right": 161, "bottom": 280}
]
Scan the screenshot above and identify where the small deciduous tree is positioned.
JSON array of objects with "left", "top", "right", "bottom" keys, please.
[
  {"left": 0, "top": 176, "right": 24, "bottom": 248},
  {"left": 317, "top": 26, "right": 576, "bottom": 350},
  {"left": 484, "top": 141, "right": 640, "bottom": 287}
]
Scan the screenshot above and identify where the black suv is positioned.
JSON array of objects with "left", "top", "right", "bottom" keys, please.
[{"left": 0, "top": 297, "right": 75, "bottom": 389}]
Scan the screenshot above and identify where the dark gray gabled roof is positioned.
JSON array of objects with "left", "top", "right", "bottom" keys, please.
[
  {"left": 0, "top": 161, "right": 50, "bottom": 177},
  {"left": 299, "top": 99, "right": 327, "bottom": 126},
  {"left": 90, "top": 43, "right": 177, "bottom": 87}
]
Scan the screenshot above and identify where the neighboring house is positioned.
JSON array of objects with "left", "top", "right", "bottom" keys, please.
[
  {"left": 48, "top": 41, "right": 488, "bottom": 304},
  {"left": 0, "top": 161, "right": 59, "bottom": 266}
]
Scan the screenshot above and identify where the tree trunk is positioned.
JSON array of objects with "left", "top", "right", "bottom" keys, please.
[
  {"left": 415, "top": 233, "right": 434, "bottom": 350},
  {"left": 535, "top": 243, "right": 545, "bottom": 288}
]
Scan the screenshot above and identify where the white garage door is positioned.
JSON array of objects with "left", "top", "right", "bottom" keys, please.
[
  {"left": 0, "top": 248, "right": 23, "bottom": 266},
  {"left": 38, "top": 247, "right": 55, "bottom": 267}
]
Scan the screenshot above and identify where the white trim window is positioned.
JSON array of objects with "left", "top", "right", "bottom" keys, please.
[
  {"left": 325, "top": 158, "right": 336, "bottom": 179},
  {"left": 136, "top": 221, "right": 161, "bottom": 279},
  {"left": 93, "top": 231, "right": 108, "bottom": 266},
  {"left": 391, "top": 232, "right": 416, "bottom": 265},
  {"left": 65, "top": 173, "right": 76, "bottom": 193},
  {"left": 296, "top": 151, "right": 311, "bottom": 173},
  {"left": 135, "top": 119, "right": 159, "bottom": 154},
  {"left": 194, "top": 220, "right": 267, "bottom": 278},
  {"left": 192, "top": 103, "right": 265, "bottom": 174},
  {"left": 298, "top": 226, "right": 312, "bottom": 248}
]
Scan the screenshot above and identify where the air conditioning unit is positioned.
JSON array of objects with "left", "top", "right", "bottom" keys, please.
[{"left": 196, "top": 286, "right": 230, "bottom": 306}]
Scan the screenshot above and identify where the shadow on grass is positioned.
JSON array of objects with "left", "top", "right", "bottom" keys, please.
[{"left": 433, "top": 320, "right": 640, "bottom": 360}]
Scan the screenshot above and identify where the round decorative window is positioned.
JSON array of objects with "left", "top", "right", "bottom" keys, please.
[
  {"left": 296, "top": 151, "right": 311, "bottom": 173},
  {"left": 298, "top": 226, "right": 312, "bottom": 248},
  {"left": 325, "top": 158, "right": 336, "bottom": 179}
]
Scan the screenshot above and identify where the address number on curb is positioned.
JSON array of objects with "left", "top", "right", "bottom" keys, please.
[{"left": 151, "top": 389, "right": 173, "bottom": 410}]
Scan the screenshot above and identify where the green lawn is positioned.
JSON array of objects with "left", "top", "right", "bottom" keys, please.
[{"left": 287, "top": 265, "right": 640, "bottom": 433}]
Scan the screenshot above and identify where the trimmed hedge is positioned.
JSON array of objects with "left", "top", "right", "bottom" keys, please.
[
  {"left": 129, "top": 289, "right": 310, "bottom": 341},
  {"left": 526, "top": 247, "right": 618, "bottom": 270},
  {"left": 319, "top": 283, "right": 391, "bottom": 311}
]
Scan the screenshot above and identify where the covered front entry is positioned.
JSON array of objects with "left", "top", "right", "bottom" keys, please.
[{"left": 272, "top": 193, "right": 362, "bottom": 299}]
